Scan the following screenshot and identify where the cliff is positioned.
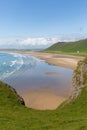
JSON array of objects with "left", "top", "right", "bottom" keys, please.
[
  {"left": 70, "top": 57, "right": 87, "bottom": 100},
  {"left": 0, "top": 81, "right": 25, "bottom": 105}
]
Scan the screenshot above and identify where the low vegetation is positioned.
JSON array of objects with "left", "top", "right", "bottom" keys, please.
[
  {"left": 44, "top": 39, "right": 87, "bottom": 56},
  {"left": 0, "top": 85, "right": 87, "bottom": 129}
]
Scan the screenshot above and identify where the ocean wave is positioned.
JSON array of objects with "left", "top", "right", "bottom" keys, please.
[
  {"left": 0, "top": 52, "right": 26, "bottom": 80},
  {"left": 0, "top": 70, "right": 16, "bottom": 80},
  {"left": 10, "top": 60, "right": 17, "bottom": 67},
  {"left": 0, "top": 52, "right": 41, "bottom": 80},
  {"left": 11, "top": 52, "right": 26, "bottom": 58}
]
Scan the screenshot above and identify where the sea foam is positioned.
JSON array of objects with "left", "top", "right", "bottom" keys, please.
[{"left": 0, "top": 52, "right": 25, "bottom": 80}]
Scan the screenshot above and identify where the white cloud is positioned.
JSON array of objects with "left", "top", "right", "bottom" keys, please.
[
  {"left": 21, "top": 37, "right": 50, "bottom": 46},
  {"left": 0, "top": 37, "right": 56, "bottom": 49},
  {"left": 0, "top": 33, "right": 87, "bottom": 49}
]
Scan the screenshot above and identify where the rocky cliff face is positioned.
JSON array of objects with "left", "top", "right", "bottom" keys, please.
[
  {"left": 70, "top": 57, "right": 87, "bottom": 100},
  {"left": 8, "top": 84, "right": 25, "bottom": 105},
  {"left": 7, "top": 85, "right": 25, "bottom": 105}
]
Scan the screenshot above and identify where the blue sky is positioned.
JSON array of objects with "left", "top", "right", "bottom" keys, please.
[{"left": 0, "top": 0, "right": 87, "bottom": 48}]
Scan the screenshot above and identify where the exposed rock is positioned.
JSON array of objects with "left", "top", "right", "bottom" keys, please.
[
  {"left": 18, "top": 96, "right": 25, "bottom": 105},
  {"left": 8, "top": 85, "right": 25, "bottom": 105},
  {"left": 69, "top": 57, "right": 87, "bottom": 101}
]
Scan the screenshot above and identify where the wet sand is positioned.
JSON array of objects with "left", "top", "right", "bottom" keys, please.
[
  {"left": 0, "top": 50, "right": 84, "bottom": 110},
  {"left": 21, "top": 90, "right": 65, "bottom": 110},
  {"left": 24, "top": 51, "right": 83, "bottom": 69},
  {"left": 19, "top": 51, "right": 83, "bottom": 110},
  {"left": 1, "top": 50, "right": 83, "bottom": 69}
]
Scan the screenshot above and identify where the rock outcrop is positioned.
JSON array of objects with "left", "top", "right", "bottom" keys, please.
[
  {"left": 8, "top": 85, "right": 25, "bottom": 105},
  {"left": 70, "top": 57, "right": 87, "bottom": 100}
]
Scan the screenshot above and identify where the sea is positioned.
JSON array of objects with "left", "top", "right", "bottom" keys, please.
[{"left": 0, "top": 52, "right": 73, "bottom": 97}]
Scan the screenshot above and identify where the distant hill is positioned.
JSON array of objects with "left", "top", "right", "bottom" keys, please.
[{"left": 45, "top": 39, "right": 87, "bottom": 55}]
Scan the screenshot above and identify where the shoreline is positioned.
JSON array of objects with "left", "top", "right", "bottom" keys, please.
[
  {"left": 0, "top": 50, "right": 84, "bottom": 110},
  {"left": 1, "top": 50, "right": 84, "bottom": 69},
  {"left": 24, "top": 51, "right": 84, "bottom": 69}
]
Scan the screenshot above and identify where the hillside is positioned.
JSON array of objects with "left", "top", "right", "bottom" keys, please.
[
  {"left": 0, "top": 58, "right": 87, "bottom": 129},
  {"left": 45, "top": 39, "right": 87, "bottom": 56}
]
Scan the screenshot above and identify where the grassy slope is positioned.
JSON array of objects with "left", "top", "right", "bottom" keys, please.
[
  {"left": 45, "top": 39, "right": 87, "bottom": 56},
  {"left": 0, "top": 81, "right": 87, "bottom": 130}
]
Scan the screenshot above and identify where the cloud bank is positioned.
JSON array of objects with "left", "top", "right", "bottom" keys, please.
[{"left": 0, "top": 34, "right": 87, "bottom": 49}]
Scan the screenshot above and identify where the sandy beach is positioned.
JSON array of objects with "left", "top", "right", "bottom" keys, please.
[
  {"left": 0, "top": 50, "right": 84, "bottom": 110},
  {"left": 20, "top": 51, "right": 83, "bottom": 110},
  {"left": 22, "top": 90, "right": 65, "bottom": 110},
  {"left": 24, "top": 51, "right": 84, "bottom": 69},
  {"left": 2, "top": 50, "right": 84, "bottom": 69}
]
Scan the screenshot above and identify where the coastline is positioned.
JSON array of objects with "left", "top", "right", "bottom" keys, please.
[
  {"left": 1, "top": 50, "right": 84, "bottom": 69},
  {"left": 0, "top": 50, "right": 84, "bottom": 110},
  {"left": 24, "top": 51, "right": 84, "bottom": 69}
]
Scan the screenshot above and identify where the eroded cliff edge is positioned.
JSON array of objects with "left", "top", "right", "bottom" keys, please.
[
  {"left": 0, "top": 81, "right": 25, "bottom": 106},
  {"left": 69, "top": 57, "right": 87, "bottom": 101}
]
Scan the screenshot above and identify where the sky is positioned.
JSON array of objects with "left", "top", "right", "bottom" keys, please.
[{"left": 0, "top": 0, "right": 87, "bottom": 49}]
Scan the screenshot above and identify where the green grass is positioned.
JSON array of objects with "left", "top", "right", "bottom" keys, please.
[
  {"left": 44, "top": 39, "right": 87, "bottom": 56},
  {"left": 0, "top": 81, "right": 87, "bottom": 130}
]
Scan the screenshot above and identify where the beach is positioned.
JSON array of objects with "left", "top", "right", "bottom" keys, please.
[
  {"left": 24, "top": 51, "right": 83, "bottom": 69},
  {"left": 22, "top": 90, "right": 65, "bottom": 110},
  {"left": 0, "top": 50, "right": 84, "bottom": 110},
  {"left": 2, "top": 50, "right": 83, "bottom": 69},
  {"left": 21, "top": 51, "right": 83, "bottom": 109}
]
